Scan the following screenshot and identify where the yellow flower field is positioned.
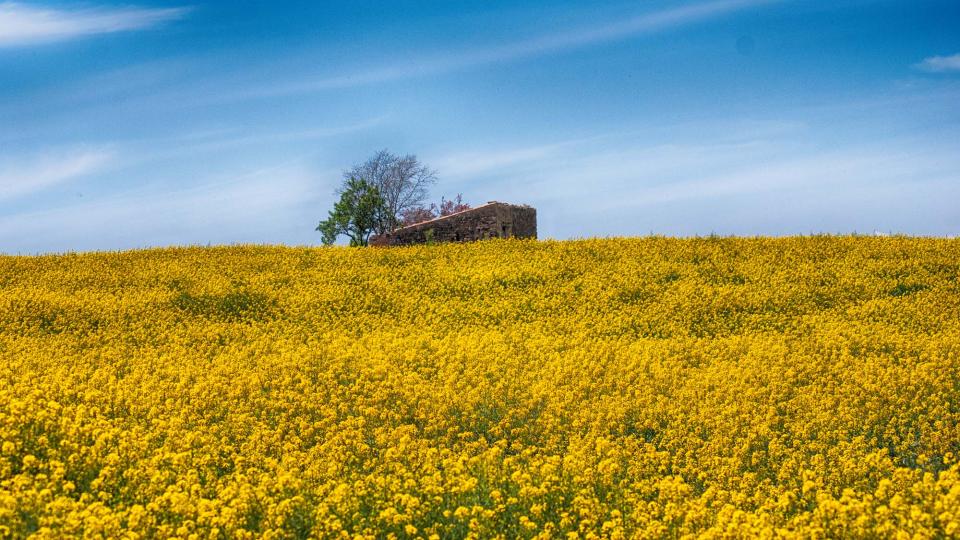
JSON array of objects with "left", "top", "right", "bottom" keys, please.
[{"left": 2, "top": 237, "right": 959, "bottom": 539}]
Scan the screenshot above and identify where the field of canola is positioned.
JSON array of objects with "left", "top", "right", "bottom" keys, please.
[{"left": 2, "top": 237, "right": 960, "bottom": 539}]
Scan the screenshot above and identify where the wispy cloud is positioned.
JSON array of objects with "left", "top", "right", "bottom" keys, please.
[
  {"left": 424, "top": 122, "right": 960, "bottom": 238},
  {"left": 0, "top": 0, "right": 778, "bottom": 114},
  {"left": 914, "top": 53, "right": 960, "bottom": 73},
  {"left": 430, "top": 119, "right": 805, "bottom": 189},
  {"left": 160, "top": 115, "right": 390, "bottom": 154},
  {"left": 0, "top": 147, "right": 114, "bottom": 201},
  {"left": 0, "top": 2, "right": 188, "bottom": 47},
  {"left": 109, "top": 115, "right": 390, "bottom": 167},
  {"left": 235, "top": 0, "right": 778, "bottom": 100},
  {"left": 0, "top": 159, "right": 324, "bottom": 254}
]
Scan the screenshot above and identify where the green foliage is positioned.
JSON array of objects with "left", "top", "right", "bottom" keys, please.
[
  {"left": 316, "top": 177, "right": 387, "bottom": 247},
  {"left": 890, "top": 282, "right": 928, "bottom": 297},
  {"left": 171, "top": 289, "right": 276, "bottom": 322}
]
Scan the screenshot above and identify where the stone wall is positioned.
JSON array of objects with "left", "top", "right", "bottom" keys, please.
[{"left": 371, "top": 202, "right": 536, "bottom": 246}]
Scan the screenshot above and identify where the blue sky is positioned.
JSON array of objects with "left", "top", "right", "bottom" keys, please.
[{"left": 1, "top": 0, "right": 959, "bottom": 253}]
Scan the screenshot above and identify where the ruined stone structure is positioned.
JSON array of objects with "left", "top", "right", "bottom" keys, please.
[{"left": 371, "top": 201, "right": 536, "bottom": 246}]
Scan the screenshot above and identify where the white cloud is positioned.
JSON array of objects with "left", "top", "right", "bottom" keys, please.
[
  {"left": 0, "top": 159, "right": 326, "bottom": 254},
  {"left": 165, "top": 115, "right": 390, "bottom": 153},
  {"left": 0, "top": 148, "right": 114, "bottom": 201},
  {"left": 915, "top": 53, "right": 960, "bottom": 73},
  {"left": 0, "top": 0, "right": 778, "bottom": 113},
  {"left": 3, "top": 125, "right": 959, "bottom": 253},
  {"left": 430, "top": 139, "right": 592, "bottom": 180},
  {"left": 423, "top": 125, "right": 960, "bottom": 238},
  {"left": 0, "top": 2, "right": 188, "bottom": 47},
  {"left": 235, "top": 0, "right": 778, "bottom": 99}
]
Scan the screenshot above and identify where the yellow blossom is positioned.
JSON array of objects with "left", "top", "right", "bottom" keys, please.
[{"left": 0, "top": 238, "right": 958, "bottom": 537}]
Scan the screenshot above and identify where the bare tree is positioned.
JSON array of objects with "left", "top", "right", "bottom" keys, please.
[{"left": 343, "top": 149, "right": 436, "bottom": 234}]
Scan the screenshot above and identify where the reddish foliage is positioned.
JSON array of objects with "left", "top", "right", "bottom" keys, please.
[
  {"left": 439, "top": 194, "right": 470, "bottom": 216},
  {"left": 398, "top": 194, "right": 471, "bottom": 227},
  {"left": 399, "top": 207, "right": 437, "bottom": 227}
]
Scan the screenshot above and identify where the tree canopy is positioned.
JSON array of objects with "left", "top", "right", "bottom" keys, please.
[
  {"left": 315, "top": 177, "right": 385, "bottom": 247},
  {"left": 342, "top": 149, "right": 436, "bottom": 235},
  {"left": 319, "top": 150, "right": 471, "bottom": 246}
]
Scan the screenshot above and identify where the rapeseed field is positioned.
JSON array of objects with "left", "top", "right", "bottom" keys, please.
[{"left": 1, "top": 237, "right": 959, "bottom": 539}]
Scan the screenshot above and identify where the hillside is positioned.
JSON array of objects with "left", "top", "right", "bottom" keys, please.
[{"left": 2, "top": 237, "right": 959, "bottom": 538}]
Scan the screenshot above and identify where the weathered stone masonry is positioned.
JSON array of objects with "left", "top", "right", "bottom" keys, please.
[{"left": 371, "top": 201, "right": 536, "bottom": 246}]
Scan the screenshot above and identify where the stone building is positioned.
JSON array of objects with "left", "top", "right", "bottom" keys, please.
[{"left": 370, "top": 201, "right": 536, "bottom": 246}]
